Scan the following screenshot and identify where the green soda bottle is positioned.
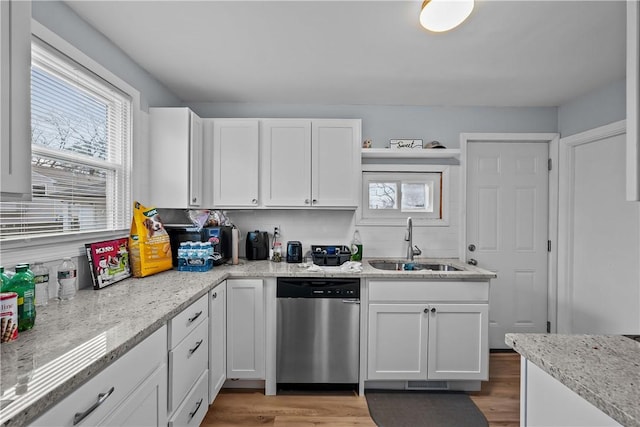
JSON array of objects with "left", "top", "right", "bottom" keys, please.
[
  {"left": 6, "top": 265, "right": 36, "bottom": 331},
  {"left": 0, "top": 266, "right": 11, "bottom": 291}
]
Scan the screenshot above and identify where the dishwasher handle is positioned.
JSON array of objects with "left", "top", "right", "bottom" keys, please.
[{"left": 341, "top": 299, "right": 360, "bottom": 304}]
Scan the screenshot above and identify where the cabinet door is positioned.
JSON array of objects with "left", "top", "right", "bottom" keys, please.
[
  {"left": 189, "top": 113, "right": 203, "bottom": 206},
  {"left": 99, "top": 364, "right": 168, "bottom": 427},
  {"left": 226, "top": 279, "right": 265, "bottom": 379},
  {"left": 367, "top": 304, "right": 428, "bottom": 380},
  {"left": 149, "top": 108, "right": 203, "bottom": 208},
  {"left": 0, "top": 0, "right": 31, "bottom": 201},
  {"left": 261, "top": 119, "right": 312, "bottom": 207},
  {"left": 209, "top": 282, "right": 226, "bottom": 403},
  {"left": 32, "top": 326, "right": 167, "bottom": 427},
  {"left": 427, "top": 304, "right": 489, "bottom": 381},
  {"left": 311, "top": 119, "right": 361, "bottom": 208},
  {"left": 213, "top": 119, "right": 259, "bottom": 207}
]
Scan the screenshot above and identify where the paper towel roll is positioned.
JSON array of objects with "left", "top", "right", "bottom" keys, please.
[{"left": 231, "top": 227, "right": 239, "bottom": 265}]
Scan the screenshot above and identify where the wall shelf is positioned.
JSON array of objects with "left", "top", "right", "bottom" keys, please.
[{"left": 361, "top": 148, "right": 461, "bottom": 160}]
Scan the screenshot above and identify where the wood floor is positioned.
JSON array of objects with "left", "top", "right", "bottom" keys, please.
[{"left": 202, "top": 352, "right": 520, "bottom": 427}]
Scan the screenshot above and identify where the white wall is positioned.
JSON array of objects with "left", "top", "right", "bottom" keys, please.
[
  {"left": 189, "top": 102, "right": 558, "bottom": 151},
  {"left": 558, "top": 78, "right": 626, "bottom": 138}
]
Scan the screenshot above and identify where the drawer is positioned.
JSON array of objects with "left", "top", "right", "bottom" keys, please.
[
  {"left": 168, "top": 293, "right": 208, "bottom": 349},
  {"left": 32, "top": 326, "right": 167, "bottom": 427},
  {"left": 168, "top": 370, "right": 209, "bottom": 427},
  {"left": 168, "top": 319, "right": 208, "bottom": 412},
  {"left": 368, "top": 280, "right": 489, "bottom": 302}
]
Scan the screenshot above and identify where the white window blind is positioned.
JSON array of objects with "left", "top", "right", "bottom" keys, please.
[{"left": 0, "top": 37, "right": 132, "bottom": 241}]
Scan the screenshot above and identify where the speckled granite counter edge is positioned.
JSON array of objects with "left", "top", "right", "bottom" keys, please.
[
  {"left": 1, "top": 258, "right": 494, "bottom": 426},
  {"left": 506, "top": 333, "right": 639, "bottom": 427},
  {"left": 1, "top": 276, "right": 230, "bottom": 427}
]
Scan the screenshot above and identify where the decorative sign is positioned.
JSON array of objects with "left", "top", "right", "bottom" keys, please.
[{"left": 389, "top": 139, "right": 423, "bottom": 150}]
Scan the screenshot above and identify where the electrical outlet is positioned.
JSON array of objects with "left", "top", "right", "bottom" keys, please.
[{"left": 272, "top": 225, "right": 281, "bottom": 238}]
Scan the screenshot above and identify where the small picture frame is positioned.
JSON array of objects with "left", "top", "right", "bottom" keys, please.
[{"left": 389, "top": 139, "right": 423, "bottom": 150}]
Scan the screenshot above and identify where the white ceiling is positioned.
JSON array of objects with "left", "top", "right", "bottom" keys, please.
[{"left": 65, "top": 0, "right": 627, "bottom": 107}]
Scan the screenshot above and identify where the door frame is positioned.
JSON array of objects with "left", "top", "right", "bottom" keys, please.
[{"left": 460, "top": 133, "right": 560, "bottom": 333}]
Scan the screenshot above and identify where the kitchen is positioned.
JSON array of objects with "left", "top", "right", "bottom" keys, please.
[{"left": 1, "top": 1, "right": 639, "bottom": 426}]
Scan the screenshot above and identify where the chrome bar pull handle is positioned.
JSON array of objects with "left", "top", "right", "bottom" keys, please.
[{"left": 73, "top": 386, "right": 115, "bottom": 425}]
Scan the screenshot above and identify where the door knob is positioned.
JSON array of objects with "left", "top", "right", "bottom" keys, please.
[
  {"left": 468, "top": 244, "right": 476, "bottom": 252},
  {"left": 468, "top": 258, "right": 478, "bottom": 266},
  {"left": 431, "top": 307, "right": 436, "bottom": 313}
]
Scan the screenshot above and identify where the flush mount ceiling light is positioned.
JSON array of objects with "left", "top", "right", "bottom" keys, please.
[{"left": 419, "top": 0, "right": 475, "bottom": 32}]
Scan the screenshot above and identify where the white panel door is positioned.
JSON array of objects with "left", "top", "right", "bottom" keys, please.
[
  {"left": 467, "top": 142, "right": 549, "bottom": 348},
  {"left": 261, "top": 119, "right": 311, "bottom": 207},
  {"left": 311, "top": 119, "right": 361, "bottom": 207},
  {"left": 558, "top": 128, "right": 640, "bottom": 334},
  {"left": 367, "top": 304, "right": 428, "bottom": 380},
  {"left": 212, "top": 119, "right": 259, "bottom": 207},
  {"left": 226, "top": 279, "right": 265, "bottom": 379},
  {"left": 427, "top": 304, "right": 488, "bottom": 380}
]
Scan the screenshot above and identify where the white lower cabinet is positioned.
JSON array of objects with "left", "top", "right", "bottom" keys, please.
[
  {"left": 31, "top": 326, "right": 168, "bottom": 427},
  {"left": 368, "top": 304, "right": 428, "bottom": 380},
  {"left": 226, "top": 279, "right": 265, "bottom": 379},
  {"left": 522, "top": 358, "right": 621, "bottom": 426},
  {"left": 167, "top": 294, "right": 209, "bottom": 416},
  {"left": 100, "top": 364, "right": 167, "bottom": 427},
  {"left": 367, "top": 280, "right": 489, "bottom": 382},
  {"left": 168, "top": 370, "right": 209, "bottom": 427},
  {"left": 209, "top": 282, "right": 226, "bottom": 403}
]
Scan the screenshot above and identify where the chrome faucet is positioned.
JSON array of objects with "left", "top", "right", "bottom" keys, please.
[{"left": 405, "top": 217, "right": 422, "bottom": 261}]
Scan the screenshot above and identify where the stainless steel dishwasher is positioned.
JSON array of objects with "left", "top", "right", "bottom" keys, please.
[{"left": 276, "top": 277, "right": 360, "bottom": 385}]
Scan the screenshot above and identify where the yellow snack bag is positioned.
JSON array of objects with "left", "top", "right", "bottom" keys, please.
[{"left": 129, "top": 201, "right": 172, "bottom": 277}]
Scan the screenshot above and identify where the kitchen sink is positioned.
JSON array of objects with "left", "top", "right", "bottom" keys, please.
[{"left": 368, "top": 260, "right": 461, "bottom": 272}]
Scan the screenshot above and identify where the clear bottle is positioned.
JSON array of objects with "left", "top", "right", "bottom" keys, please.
[
  {"left": 57, "top": 257, "right": 77, "bottom": 301},
  {"left": 6, "top": 265, "right": 36, "bottom": 331},
  {"left": 31, "top": 262, "right": 50, "bottom": 306},
  {"left": 350, "top": 229, "right": 363, "bottom": 261},
  {"left": 177, "top": 242, "right": 188, "bottom": 268},
  {"left": 272, "top": 242, "right": 283, "bottom": 262}
]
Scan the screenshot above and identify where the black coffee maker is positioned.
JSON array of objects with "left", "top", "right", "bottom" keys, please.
[
  {"left": 286, "top": 241, "right": 303, "bottom": 263},
  {"left": 246, "top": 230, "right": 269, "bottom": 260}
]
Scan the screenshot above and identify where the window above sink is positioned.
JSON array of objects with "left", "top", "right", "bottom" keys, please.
[{"left": 357, "top": 164, "right": 451, "bottom": 227}]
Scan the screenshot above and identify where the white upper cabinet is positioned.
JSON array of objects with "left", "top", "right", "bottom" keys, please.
[
  {"left": 261, "top": 119, "right": 312, "bottom": 207},
  {"left": 0, "top": 0, "right": 31, "bottom": 201},
  {"left": 212, "top": 119, "right": 259, "bottom": 207},
  {"left": 261, "top": 119, "right": 361, "bottom": 208},
  {"left": 149, "top": 107, "right": 204, "bottom": 208},
  {"left": 312, "top": 119, "right": 361, "bottom": 207}
]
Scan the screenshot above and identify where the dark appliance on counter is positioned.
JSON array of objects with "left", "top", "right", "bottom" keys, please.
[
  {"left": 286, "top": 241, "right": 303, "bottom": 263},
  {"left": 311, "top": 245, "right": 352, "bottom": 266},
  {"left": 165, "top": 225, "right": 232, "bottom": 266},
  {"left": 277, "top": 277, "right": 360, "bottom": 386},
  {"left": 246, "top": 230, "right": 269, "bottom": 260}
]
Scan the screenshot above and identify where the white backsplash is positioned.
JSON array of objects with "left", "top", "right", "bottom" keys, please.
[{"left": 224, "top": 166, "right": 461, "bottom": 259}]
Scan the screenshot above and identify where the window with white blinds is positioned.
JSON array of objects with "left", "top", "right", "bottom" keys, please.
[{"left": 0, "top": 37, "right": 132, "bottom": 241}]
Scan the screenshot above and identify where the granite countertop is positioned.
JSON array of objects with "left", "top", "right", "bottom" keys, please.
[
  {"left": 505, "top": 333, "right": 640, "bottom": 427},
  {"left": 0, "top": 258, "right": 494, "bottom": 426}
]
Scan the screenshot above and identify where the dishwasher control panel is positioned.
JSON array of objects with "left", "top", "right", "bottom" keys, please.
[{"left": 277, "top": 278, "right": 360, "bottom": 298}]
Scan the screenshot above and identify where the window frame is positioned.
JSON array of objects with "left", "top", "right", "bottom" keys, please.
[
  {"left": 357, "top": 164, "right": 450, "bottom": 227},
  {"left": 0, "top": 20, "right": 140, "bottom": 267}
]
